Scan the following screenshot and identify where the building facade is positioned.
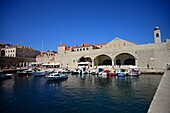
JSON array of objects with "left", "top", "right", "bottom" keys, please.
[
  {"left": 56, "top": 27, "right": 170, "bottom": 70},
  {"left": 0, "top": 44, "right": 40, "bottom": 68},
  {"left": 36, "top": 50, "right": 58, "bottom": 64}
]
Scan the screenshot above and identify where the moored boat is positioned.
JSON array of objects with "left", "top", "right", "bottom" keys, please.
[
  {"left": 0, "top": 71, "right": 13, "bottom": 80},
  {"left": 45, "top": 72, "right": 68, "bottom": 81},
  {"left": 117, "top": 69, "right": 128, "bottom": 77},
  {"left": 17, "top": 69, "right": 32, "bottom": 76},
  {"left": 128, "top": 66, "right": 141, "bottom": 76},
  {"left": 32, "top": 71, "right": 46, "bottom": 77}
]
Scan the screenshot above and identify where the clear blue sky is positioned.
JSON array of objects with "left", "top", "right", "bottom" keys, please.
[{"left": 0, "top": 0, "right": 170, "bottom": 51}]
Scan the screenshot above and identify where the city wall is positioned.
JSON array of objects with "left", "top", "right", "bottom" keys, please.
[{"left": 0, "top": 56, "right": 36, "bottom": 68}]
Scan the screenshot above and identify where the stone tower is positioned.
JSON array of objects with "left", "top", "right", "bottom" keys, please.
[{"left": 154, "top": 26, "right": 161, "bottom": 43}]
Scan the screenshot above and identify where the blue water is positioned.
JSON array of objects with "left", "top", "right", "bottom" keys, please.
[{"left": 0, "top": 74, "right": 162, "bottom": 113}]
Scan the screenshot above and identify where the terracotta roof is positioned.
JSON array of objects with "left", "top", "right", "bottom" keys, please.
[
  {"left": 65, "top": 47, "right": 70, "bottom": 51},
  {"left": 94, "top": 42, "right": 108, "bottom": 46},
  {"left": 82, "top": 43, "right": 92, "bottom": 47},
  {"left": 59, "top": 44, "right": 68, "bottom": 47}
]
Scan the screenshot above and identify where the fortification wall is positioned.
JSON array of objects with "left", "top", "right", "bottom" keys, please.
[{"left": 0, "top": 56, "right": 36, "bottom": 68}]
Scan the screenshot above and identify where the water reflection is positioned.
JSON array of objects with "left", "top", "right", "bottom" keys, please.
[
  {"left": 0, "top": 74, "right": 163, "bottom": 113},
  {"left": 46, "top": 79, "right": 68, "bottom": 86}
]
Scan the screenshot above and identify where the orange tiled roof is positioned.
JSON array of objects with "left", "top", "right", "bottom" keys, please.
[
  {"left": 94, "top": 42, "right": 108, "bottom": 46},
  {"left": 82, "top": 43, "right": 92, "bottom": 47},
  {"left": 59, "top": 44, "right": 68, "bottom": 47}
]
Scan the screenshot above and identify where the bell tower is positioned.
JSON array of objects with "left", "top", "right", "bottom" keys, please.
[{"left": 154, "top": 26, "right": 161, "bottom": 43}]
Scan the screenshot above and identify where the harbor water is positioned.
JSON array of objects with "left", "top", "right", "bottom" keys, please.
[{"left": 0, "top": 74, "right": 162, "bottom": 113}]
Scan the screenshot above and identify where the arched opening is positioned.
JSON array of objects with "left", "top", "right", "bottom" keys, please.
[
  {"left": 156, "top": 33, "right": 159, "bottom": 37},
  {"left": 78, "top": 56, "right": 92, "bottom": 63},
  {"left": 1, "top": 50, "right": 5, "bottom": 56},
  {"left": 94, "top": 54, "right": 112, "bottom": 66},
  {"left": 114, "top": 53, "right": 135, "bottom": 66},
  {"left": 116, "top": 59, "right": 121, "bottom": 65},
  {"left": 124, "top": 58, "right": 135, "bottom": 65},
  {"left": 78, "top": 56, "right": 92, "bottom": 68}
]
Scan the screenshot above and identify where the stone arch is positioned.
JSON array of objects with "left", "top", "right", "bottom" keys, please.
[
  {"left": 94, "top": 54, "right": 112, "bottom": 66},
  {"left": 114, "top": 53, "right": 136, "bottom": 65},
  {"left": 78, "top": 56, "right": 92, "bottom": 63}
]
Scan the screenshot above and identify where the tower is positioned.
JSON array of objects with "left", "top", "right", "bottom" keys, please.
[{"left": 154, "top": 26, "right": 161, "bottom": 43}]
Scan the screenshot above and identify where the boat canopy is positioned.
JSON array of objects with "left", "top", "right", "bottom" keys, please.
[
  {"left": 42, "top": 63, "right": 60, "bottom": 66},
  {"left": 129, "top": 66, "right": 139, "bottom": 69},
  {"left": 78, "top": 62, "right": 91, "bottom": 65}
]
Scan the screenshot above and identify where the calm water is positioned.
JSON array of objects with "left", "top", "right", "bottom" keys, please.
[{"left": 0, "top": 74, "right": 162, "bottom": 113}]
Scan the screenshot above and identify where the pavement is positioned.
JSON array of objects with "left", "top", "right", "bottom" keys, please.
[{"left": 147, "top": 70, "right": 170, "bottom": 113}]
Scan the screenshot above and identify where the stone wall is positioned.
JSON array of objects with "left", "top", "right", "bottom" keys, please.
[
  {"left": 0, "top": 56, "right": 36, "bottom": 68},
  {"left": 56, "top": 40, "right": 170, "bottom": 70}
]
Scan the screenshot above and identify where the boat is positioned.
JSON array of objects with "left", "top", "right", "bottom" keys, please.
[
  {"left": 17, "top": 69, "right": 33, "bottom": 76},
  {"left": 71, "top": 68, "right": 81, "bottom": 75},
  {"left": 45, "top": 72, "right": 68, "bottom": 81},
  {"left": 32, "top": 71, "right": 46, "bottom": 77},
  {"left": 0, "top": 71, "right": 13, "bottom": 80},
  {"left": 99, "top": 69, "right": 110, "bottom": 78},
  {"left": 128, "top": 66, "right": 141, "bottom": 76},
  {"left": 4, "top": 74, "right": 13, "bottom": 79},
  {"left": 117, "top": 69, "right": 129, "bottom": 77}
]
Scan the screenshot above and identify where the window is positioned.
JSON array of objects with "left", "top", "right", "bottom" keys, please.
[
  {"left": 83, "top": 48, "right": 85, "bottom": 51},
  {"left": 123, "top": 43, "right": 126, "bottom": 46},
  {"left": 86, "top": 48, "right": 88, "bottom": 50},
  {"left": 156, "top": 33, "right": 159, "bottom": 38},
  {"left": 77, "top": 49, "right": 79, "bottom": 51},
  {"left": 80, "top": 49, "right": 82, "bottom": 51}
]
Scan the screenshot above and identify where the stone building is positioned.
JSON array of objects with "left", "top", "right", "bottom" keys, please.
[
  {"left": 1, "top": 44, "right": 40, "bottom": 58},
  {"left": 0, "top": 44, "right": 40, "bottom": 68},
  {"left": 56, "top": 27, "right": 170, "bottom": 70},
  {"left": 36, "top": 50, "right": 57, "bottom": 64}
]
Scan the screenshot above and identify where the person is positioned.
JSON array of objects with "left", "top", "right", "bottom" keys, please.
[
  {"left": 147, "top": 64, "right": 149, "bottom": 69},
  {"left": 167, "top": 64, "right": 170, "bottom": 70}
]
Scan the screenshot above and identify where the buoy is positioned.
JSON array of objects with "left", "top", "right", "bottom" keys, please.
[{"left": 26, "top": 75, "right": 28, "bottom": 78}]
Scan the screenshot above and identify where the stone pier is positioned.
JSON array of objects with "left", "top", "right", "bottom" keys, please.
[{"left": 147, "top": 70, "right": 170, "bottom": 113}]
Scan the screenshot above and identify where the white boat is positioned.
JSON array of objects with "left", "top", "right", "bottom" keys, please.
[
  {"left": 71, "top": 68, "right": 81, "bottom": 75},
  {"left": 32, "top": 71, "right": 46, "bottom": 77},
  {"left": 45, "top": 72, "right": 68, "bottom": 81},
  {"left": 0, "top": 71, "right": 12, "bottom": 79},
  {"left": 128, "top": 66, "right": 141, "bottom": 76},
  {"left": 17, "top": 69, "right": 33, "bottom": 76},
  {"left": 117, "top": 69, "right": 129, "bottom": 77}
]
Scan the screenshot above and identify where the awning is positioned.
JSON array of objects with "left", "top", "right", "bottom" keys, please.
[
  {"left": 78, "top": 62, "right": 91, "bottom": 65},
  {"left": 42, "top": 63, "right": 60, "bottom": 66}
]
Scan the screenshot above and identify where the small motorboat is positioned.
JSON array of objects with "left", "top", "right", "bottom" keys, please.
[
  {"left": 0, "top": 71, "right": 12, "bottom": 80},
  {"left": 117, "top": 69, "right": 128, "bottom": 77},
  {"left": 32, "top": 71, "right": 46, "bottom": 77},
  {"left": 128, "top": 66, "right": 141, "bottom": 76},
  {"left": 71, "top": 69, "right": 81, "bottom": 75},
  {"left": 45, "top": 72, "right": 68, "bottom": 81},
  {"left": 17, "top": 69, "right": 32, "bottom": 76}
]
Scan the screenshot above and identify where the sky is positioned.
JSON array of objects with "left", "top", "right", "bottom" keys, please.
[{"left": 0, "top": 0, "right": 170, "bottom": 51}]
